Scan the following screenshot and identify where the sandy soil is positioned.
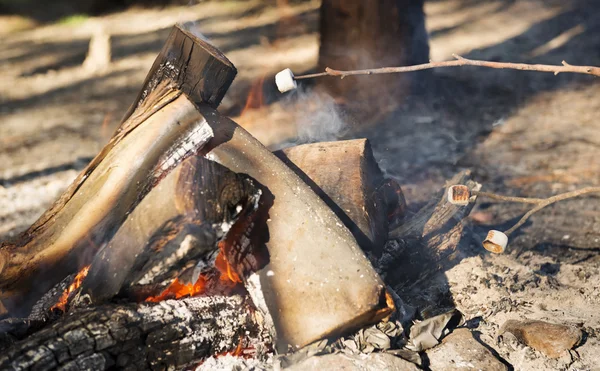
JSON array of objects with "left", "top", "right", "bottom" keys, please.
[{"left": 1, "top": 0, "right": 599, "bottom": 370}]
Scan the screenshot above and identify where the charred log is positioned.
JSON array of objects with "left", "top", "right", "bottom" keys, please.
[
  {"left": 381, "top": 171, "right": 480, "bottom": 287},
  {"left": 121, "top": 23, "right": 237, "bottom": 121},
  {"left": 75, "top": 157, "right": 267, "bottom": 307},
  {"left": 0, "top": 23, "right": 236, "bottom": 317},
  {"left": 0, "top": 295, "right": 265, "bottom": 371}
]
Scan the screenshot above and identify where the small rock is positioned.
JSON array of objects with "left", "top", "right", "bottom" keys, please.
[
  {"left": 426, "top": 328, "right": 508, "bottom": 371},
  {"left": 285, "top": 352, "right": 420, "bottom": 371},
  {"left": 500, "top": 319, "right": 582, "bottom": 358}
]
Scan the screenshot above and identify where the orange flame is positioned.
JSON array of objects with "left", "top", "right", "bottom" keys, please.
[
  {"left": 145, "top": 275, "right": 208, "bottom": 303},
  {"left": 215, "top": 241, "right": 242, "bottom": 283},
  {"left": 144, "top": 239, "right": 242, "bottom": 303},
  {"left": 50, "top": 265, "right": 91, "bottom": 312},
  {"left": 241, "top": 75, "right": 266, "bottom": 116}
]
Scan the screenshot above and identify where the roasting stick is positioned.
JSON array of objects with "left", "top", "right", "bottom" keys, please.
[
  {"left": 274, "top": 54, "right": 600, "bottom": 93},
  {"left": 447, "top": 185, "right": 600, "bottom": 253}
]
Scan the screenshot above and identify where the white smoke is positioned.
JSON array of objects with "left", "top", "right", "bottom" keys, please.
[{"left": 289, "top": 87, "right": 348, "bottom": 144}]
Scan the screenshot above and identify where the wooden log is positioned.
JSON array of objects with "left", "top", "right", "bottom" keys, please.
[
  {"left": 0, "top": 295, "right": 263, "bottom": 371},
  {"left": 76, "top": 157, "right": 265, "bottom": 306},
  {"left": 380, "top": 171, "right": 481, "bottom": 288},
  {"left": 121, "top": 23, "right": 237, "bottom": 122},
  {"left": 0, "top": 94, "right": 214, "bottom": 317},
  {"left": 275, "top": 139, "right": 405, "bottom": 254},
  {"left": 198, "top": 104, "right": 393, "bottom": 351},
  {"left": 0, "top": 24, "right": 236, "bottom": 317},
  {"left": 76, "top": 141, "right": 402, "bottom": 307}
]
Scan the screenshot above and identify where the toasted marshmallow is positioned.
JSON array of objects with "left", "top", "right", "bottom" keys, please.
[
  {"left": 483, "top": 230, "right": 508, "bottom": 253},
  {"left": 447, "top": 185, "right": 471, "bottom": 206},
  {"left": 275, "top": 68, "right": 297, "bottom": 93}
]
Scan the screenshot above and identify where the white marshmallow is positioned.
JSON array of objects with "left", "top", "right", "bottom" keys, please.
[
  {"left": 483, "top": 230, "right": 508, "bottom": 253},
  {"left": 275, "top": 68, "right": 297, "bottom": 93},
  {"left": 447, "top": 185, "right": 471, "bottom": 206}
]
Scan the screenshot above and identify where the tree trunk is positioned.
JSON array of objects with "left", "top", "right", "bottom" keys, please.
[{"left": 317, "top": 0, "right": 429, "bottom": 121}]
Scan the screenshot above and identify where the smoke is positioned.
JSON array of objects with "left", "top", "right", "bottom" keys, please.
[
  {"left": 181, "top": 21, "right": 212, "bottom": 43},
  {"left": 289, "top": 87, "right": 348, "bottom": 144}
]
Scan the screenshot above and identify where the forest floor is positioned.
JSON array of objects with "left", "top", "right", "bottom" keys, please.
[{"left": 1, "top": 0, "right": 599, "bottom": 370}]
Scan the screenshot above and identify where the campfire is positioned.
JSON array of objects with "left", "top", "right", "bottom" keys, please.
[
  {"left": 0, "top": 24, "right": 403, "bottom": 369},
  {"left": 3, "top": 17, "right": 592, "bottom": 369}
]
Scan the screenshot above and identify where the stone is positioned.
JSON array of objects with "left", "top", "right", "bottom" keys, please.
[
  {"left": 500, "top": 319, "right": 582, "bottom": 358},
  {"left": 285, "top": 352, "right": 421, "bottom": 371},
  {"left": 426, "top": 328, "right": 508, "bottom": 371}
]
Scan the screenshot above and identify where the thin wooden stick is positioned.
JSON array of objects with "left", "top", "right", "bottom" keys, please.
[
  {"left": 472, "top": 191, "right": 543, "bottom": 205},
  {"left": 294, "top": 54, "right": 600, "bottom": 80},
  {"left": 502, "top": 187, "right": 600, "bottom": 236}
]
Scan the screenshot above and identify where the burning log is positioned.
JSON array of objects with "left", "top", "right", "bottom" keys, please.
[
  {"left": 0, "top": 24, "right": 236, "bottom": 317},
  {"left": 73, "top": 156, "right": 266, "bottom": 307},
  {"left": 199, "top": 105, "right": 393, "bottom": 350},
  {"left": 0, "top": 295, "right": 264, "bottom": 370},
  {"left": 1, "top": 21, "right": 392, "bottom": 361},
  {"left": 275, "top": 139, "right": 405, "bottom": 253}
]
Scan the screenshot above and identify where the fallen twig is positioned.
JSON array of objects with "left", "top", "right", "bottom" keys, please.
[
  {"left": 447, "top": 185, "right": 600, "bottom": 253},
  {"left": 294, "top": 54, "right": 600, "bottom": 80}
]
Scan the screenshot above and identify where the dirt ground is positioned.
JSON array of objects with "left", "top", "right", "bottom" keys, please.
[{"left": 1, "top": 0, "right": 599, "bottom": 370}]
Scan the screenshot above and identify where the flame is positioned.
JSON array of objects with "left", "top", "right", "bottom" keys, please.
[
  {"left": 145, "top": 275, "right": 208, "bottom": 303},
  {"left": 50, "top": 265, "right": 91, "bottom": 312},
  {"left": 241, "top": 75, "right": 266, "bottom": 116},
  {"left": 145, "top": 241, "right": 241, "bottom": 303},
  {"left": 215, "top": 241, "right": 242, "bottom": 283}
]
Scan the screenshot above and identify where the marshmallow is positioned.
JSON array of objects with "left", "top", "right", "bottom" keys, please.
[
  {"left": 275, "top": 68, "right": 297, "bottom": 93},
  {"left": 447, "top": 185, "right": 471, "bottom": 206},
  {"left": 483, "top": 230, "right": 508, "bottom": 253}
]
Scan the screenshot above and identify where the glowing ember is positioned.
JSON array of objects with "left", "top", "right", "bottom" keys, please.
[
  {"left": 145, "top": 239, "right": 243, "bottom": 303},
  {"left": 50, "top": 265, "right": 91, "bottom": 312},
  {"left": 145, "top": 275, "right": 208, "bottom": 303},
  {"left": 216, "top": 338, "right": 251, "bottom": 358}
]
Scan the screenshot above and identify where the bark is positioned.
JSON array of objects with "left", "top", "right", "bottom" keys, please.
[
  {"left": 75, "top": 157, "right": 264, "bottom": 307},
  {"left": 317, "top": 0, "right": 429, "bottom": 121},
  {"left": 0, "top": 94, "right": 213, "bottom": 317},
  {"left": 275, "top": 139, "right": 405, "bottom": 253},
  {"left": 380, "top": 171, "right": 481, "bottom": 286},
  {"left": 0, "top": 24, "right": 236, "bottom": 317},
  {"left": 198, "top": 104, "right": 392, "bottom": 351},
  {"left": 0, "top": 295, "right": 264, "bottom": 371}
]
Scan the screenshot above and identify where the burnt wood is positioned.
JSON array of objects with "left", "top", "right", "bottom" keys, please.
[
  {"left": 75, "top": 157, "right": 265, "bottom": 307},
  {"left": 121, "top": 23, "right": 237, "bottom": 122},
  {"left": 380, "top": 170, "right": 480, "bottom": 287},
  {"left": 0, "top": 295, "right": 263, "bottom": 371},
  {"left": 0, "top": 25, "right": 236, "bottom": 317}
]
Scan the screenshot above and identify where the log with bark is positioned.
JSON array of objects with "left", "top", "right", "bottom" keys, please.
[
  {"left": 0, "top": 24, "right": 236, "bottom": 317},
  {"left": 380, "top": 171, "right": 481, "bottom": 289},
  {"left": 198, "top": 105, "right": 394, "bottom": 351}
]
